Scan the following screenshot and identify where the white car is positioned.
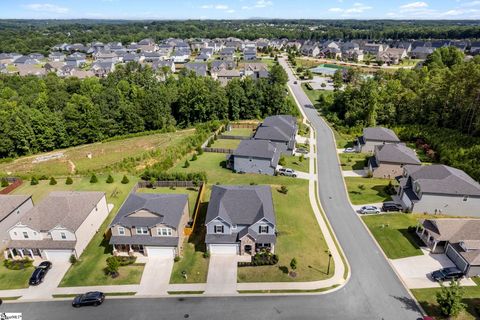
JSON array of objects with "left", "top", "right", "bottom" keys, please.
[
  {"left": 344, "top": 147, "right": 356, "bottom": 153},
  {"left": 277, "top": 168, "right": 297, "bottom": 177},
  {"left": 359, "top": 206, "right": 380, "bottom": 214}
]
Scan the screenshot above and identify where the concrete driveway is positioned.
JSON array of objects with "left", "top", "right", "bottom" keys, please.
[
  {"left": 137, "top": 257, "right": 173, "bottom": 295},
  {"left": 391, "top": 249, "right": 477, "bottom": 288},
  {"left": 342, "top": 170, "right": 367, "bottom": 177},
  {"left": 21, "top": 260, "right": 71, "bottom": 300},
  {"left": 205, "top": 254, "right": 237, "bottom": 295}
]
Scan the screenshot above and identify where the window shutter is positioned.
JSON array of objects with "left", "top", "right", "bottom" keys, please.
[{"left": 221, "top": 225, "right": 224, "bottom": 233}]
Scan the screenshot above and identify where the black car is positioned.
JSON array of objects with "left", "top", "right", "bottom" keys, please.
[
  {"left": 72, "top": 291, "right": 105, "bottom": 308},
  {"left": 29, "top": 268, "right": 47, "bottom": 286},
  {"left": 431, "top": 267, "right": 464, "bottom": 282},
  {"left": 38, "top": 261, "right": 52, "bottom": 270},
  {"left": 382, "top": 202, "right": 403, "bottom": 212}
]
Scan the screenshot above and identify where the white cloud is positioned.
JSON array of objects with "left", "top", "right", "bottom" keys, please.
[
  {"left": 200, "top": 3, "right": 230, "bottom": 10},
  {"left": 226, "top": 9, "right": 235, "bottom": 13},
  {"left": 460, "top": 1, "right": 480, "bottom": 7},
  {"left": 328, "top": 2, "right": 372, "bottom": 15},
  {"left": 328, "top": 7, "right": 343, "bottom": 12},
  {"left": 242, "top": 0, "right": 273, "bottom": 9},
  {"left": 400, "top": 2, "right": 428, "bottom": 10},
  {"left": 23, "top": 3, "right": 69, "bottom": 14}
]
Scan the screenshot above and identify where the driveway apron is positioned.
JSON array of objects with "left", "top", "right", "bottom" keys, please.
[{"left": 205, "top": 254, "right": 237, "bottom": 295}]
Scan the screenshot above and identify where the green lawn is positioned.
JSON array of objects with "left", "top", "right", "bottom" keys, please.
[
  {"left": 282, "top": 155, "right": 309, "bottom": 173},
  {"left": 361, "top": 214, "right": 425, "bottom": 259},
  {"left": 137, "top": 187, "right": 199, "bottom": 217},
  {"left": 169, "top": 152, "right": 333, "bottom": 282},
  {"left": 412, "top": 278, "right": 480, "bottom": 320},
  {"left": 0, "top": 264, "right": 33, "bottom": 290},
  {"left": 301, "top": 84, "right": 334, "bottom": 108},
  {"left": 345, "top": 177, "right": 393, "bottom": 205},
  {"left": 339, "top": 153, "right": 368, "bottom": 171},
  {"left": 210, "top": 139, "right": 242, "bottom": 150},
  {"left": 223, "top": 128, "right": 254, "bottom": 137}
]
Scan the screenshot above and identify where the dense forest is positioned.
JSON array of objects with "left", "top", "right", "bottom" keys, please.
[
  {"left": 1, "top": 19, "right": 480, "bottom": 54},
  {"left": 0, "top": 62, "right": 294, "bottom": 158},
  {"left": 320, "top": 47, "right": 480, "bottom": 180}
]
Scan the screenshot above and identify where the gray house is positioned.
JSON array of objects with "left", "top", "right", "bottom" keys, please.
[
  {"left": 228, "top": 140, "right": 280, "bottom": 176},
  {"left": 184, "top": 62, "right": 207, "bottom": 77},
  {"left": 356, "top": 127, "right": 401, "bottom": 153},
  {"left": 396, "top": 165, "right": 480, "bottom": 216},
  {"left": 0, "top": 195, "right": 34, "bottom": 247},
  {"left": 368, "top": 143, "right": 421, "bottom": 179},
  {"left": 417, "top": 219, "right": 480, "bottom": 277},
  {"left": 253, "top": 115, "right": 297, "bottom": 155},
  {"left": 109, "top": 193, "right": 189, "bottom": 259},
  {"left": 205, "top": 185, "right": 276, "bottom": 255}
]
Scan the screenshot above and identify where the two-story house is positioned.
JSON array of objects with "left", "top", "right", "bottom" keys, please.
[
  {"left": 253, "top": 115, "right": 298, "bottom": 155},
  {"left": 0, "top": 195, "right": 34, "bottom": 247},
  {"left": 6, "top": 191, "right": 108, "bottom": 261},
  {"left": 228, "top": 140, "right": 280, "bottom": 176},
  {"left": 368, "top": 143, "right": 421, "bottom": 179},
  {"left": 356, "top": 127, "right": 401, "bottom": 153},
  {"left": 108, "top": 193, "right": 189, "bottom": 259},
  {"left": 396, "top": 165, "right": 480, "bottom": 216},
  {"left": 205, "top": 185, "right": 276, "bottom": 256}
]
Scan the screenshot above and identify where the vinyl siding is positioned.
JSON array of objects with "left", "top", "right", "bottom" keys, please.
[
  {"left": 0, "top": 198, "right": 33, "bottom": 245},
  {"left": 413, "top": 194, "right": 480, "bottom": 217},
  {"left": 233, "top": 156, "right": 275, "bottom": 176}
]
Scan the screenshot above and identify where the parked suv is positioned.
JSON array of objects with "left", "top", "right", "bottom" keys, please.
[
  {"left": 72, "top": 291, "right": 105, "bottom": 308},
  {"left": 359, "top": 206, "right": 380, "bottom": 214},
  {"left": 277, "top": 168, "right": 297, "bottom": 177},
  {"left": 382, "top": 202, "right": 403, "bottom": 212},
  {"left": 431, "top": 267, "right": 464, "bottom": 282}
]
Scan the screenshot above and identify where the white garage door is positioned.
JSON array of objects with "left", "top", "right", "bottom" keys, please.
[
  {"left": 146, "top": 247, "right": 175, "bottom": 259},
  {"left": 209, "top": 244, "right": 238, "bottom": 255},
  {"left": 43, "top": 249, "right": 73, "bottom": 262},
  {"left": 401, "top": 192, "right": 412, "bottom": 209}
]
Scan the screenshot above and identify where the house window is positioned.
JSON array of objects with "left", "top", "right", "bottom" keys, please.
[
  {"left": 23, "top": 232, "right": 29, "bottom": 239},
  {"left": 118, "top": 227, "right": 125, "bottom": 235},
  {"left": 214, "top": 225, "right": 224, "bottom": 234},
  {"left": 463, "top": 195, "right": 469, "bottom": 202},
  {"left": 259, "top": 225, "right": 269, "bottom": 234},
  {"left": 13, "top": 232, "right": 17, "bottom": 236},
  {"left": 158, "top": 228, "right": 172, "bottom": 236},
  {"left": 61, "top": 232, "right": 66, "bottom": 240},
  {"left": 136, "top": 227, "right": 149, "bottom": 235}
]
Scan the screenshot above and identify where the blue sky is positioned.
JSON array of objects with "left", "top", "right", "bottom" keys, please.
[{"left": 1, "top": 0, "right": 480, "bottom": 20}]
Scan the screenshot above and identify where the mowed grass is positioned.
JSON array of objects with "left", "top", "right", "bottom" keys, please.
[
  {"left": 345, "top": 177, "right": 393, "bottom": 205},
  {"left": 170, "top": 152, "right": 333, "bottom": 282},
  {"left": 301, "top": 83, "right": 334, "bottom": 107},
  {"left": 0, "top": 264, "right": 33, "bottom": 290},
  {"left": 210, "top": 139, "right": 242, "bottom": 150},
  {"left": 361, "top": 214, "right": 425, "bottom": 259},
  {"left": 339, "top": 153, "right": 368, "bottom": 171},
  {"left": 282, "top": 155, "right": 309, "bottom": 173},
  {"left": 0, "top": 129, "right": 194, "bottom": 177},
  {"left": 223, "top": 128, "right": 254, "bottom": 137}
]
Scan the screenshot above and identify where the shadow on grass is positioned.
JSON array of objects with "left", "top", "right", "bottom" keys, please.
[
  {"left": 372, "top": 185, "right": 391, "bottom": 199},
  {"left": 188, "top": 201, "right": 208, "bottom": 252},
  {"left": 351, "top": 160, "right": 366, "bottom": 170},
  {"left": 398, "top": 229, "right": 424, "bottom": 250}
]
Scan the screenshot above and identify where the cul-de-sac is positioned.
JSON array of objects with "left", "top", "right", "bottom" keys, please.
[{"left": 1, "top": 3, "right": 480, "bottom": 319}]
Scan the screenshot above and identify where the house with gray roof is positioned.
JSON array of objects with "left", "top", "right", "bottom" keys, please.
[
  {"left": 205, "top": 185, "right": 276, "bottom": 255},
  {"left": 228, "top": 140, "right": 280, "bottom": 176},
  {"left": 368, "top": 143, "right": 421, "bottom": 179},
  {"left": 0, "top": 195, "right": 33, "bottom": 247},
  {"left": 356, "top": 127, "right": 401, "bottom": 153},
  {"left": 109, "top": 193, "right": 189, "bottom": 258},
  {"left": 152, "top": 60, "right": 176, "bottom": 73},
  {"left": 417, "top": 219, "right": 480, "bottom": 277},
  {"left": 184, "top": 62, "right": 207, "bottom": 77},
  {"left": 253, "top": 115, "right": 297, "bottom": 155},
  {"left": 396, "top": 165, "right": 480, "bottom": 216},
  {"left": 6, "top": 191, "right": 108, "bottom": 261}
]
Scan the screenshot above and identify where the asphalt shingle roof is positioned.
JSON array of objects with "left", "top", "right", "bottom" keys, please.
[
  {"left": 374, "top": 144, "right": 421, "bottom": 165},
  {"left": 0, "top": 195, "right": 31, "bottom": 222},
  {"left": 363, "top": 127, "right": 400, "bottom": 143}
]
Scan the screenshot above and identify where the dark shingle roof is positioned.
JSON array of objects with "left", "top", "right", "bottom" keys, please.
[
  {"left": 110, "top": 235, "right": 178, "bottom": 246},
  {"left": 375, "top": 144, "right": 421, "bottom": 165},
  {"left": 0, "top": 195, "right": 31, "bottom": 222},
  {"left": 234, "top": 140, "right": 276, "bottom": 159},
  {"left": 253, "top": 115, "right": 297, "bottom": 143},
  {"left": 363, "top": 127, "right": 400, "bottom": 143}
]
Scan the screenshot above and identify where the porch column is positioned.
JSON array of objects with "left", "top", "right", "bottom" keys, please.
[
  {"left": 4, "top": 251, "right": 9, "bottom": 260},
  {"left": 128, "top": 244, "right": 133, "bottom": 253},
  {"left": 112, "top": 245, "right": 117, "bottom": 253},
  {"left": 18, "top": 249, "right": 24, "bottom": 258},
  {"left": 28, "top": 249, "right": 34, "bottom": 259},
  {"left": 432, "top": 241, "right": 438, "bottom": 252},
  {"left": 8, "top": 248, "right": 14, "bottom": 259},
  {"left": 421, "top": 228, "right": 426, "bottom": 236}
]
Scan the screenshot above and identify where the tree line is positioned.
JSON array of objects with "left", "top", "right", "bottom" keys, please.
[{"left": 0, "top": 62, "right": 295, "bottom": 158}]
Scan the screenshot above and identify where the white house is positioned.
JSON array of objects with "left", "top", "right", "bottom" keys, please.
[{"left": 0, "top": 195, "right": 34, "bottom": 248}]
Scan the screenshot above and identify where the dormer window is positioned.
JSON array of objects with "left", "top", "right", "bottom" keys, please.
[
  {"left": 259, "top": 225, "right": 269, "bottom": 234},
  {"left": 136, "top": 227, "right": 149, "bottom": 235},
  {"left": 118, "top": 227, "right": 125, "bottom": 235},
  {"left": 463, "top": 195, "right": 469, "bottom": 202},
  {"left": 23, "top": 232, "right": 29, "bottom": 239},
  {"left": 61, "top": 232, "right": 66, "bottom": 240},
  {"left": 214, "top": 225, "right": 224, "bottom": 234},
  {"left": 157, "top": 228, "right": 172, "bottom": 236}
]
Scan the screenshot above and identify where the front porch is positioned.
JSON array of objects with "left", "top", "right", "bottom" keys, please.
[
  {"left": 415, "top": 225, "right": 445, "bottom": 254},
  {"left": 3, "top": 247, "right": 42, "bottom": 260},
  {"left": 239, "top": 237, "right": 275, "bottom": 256},
  {"left": 112, "top": 244, "right": 146, "bottom": 257}
]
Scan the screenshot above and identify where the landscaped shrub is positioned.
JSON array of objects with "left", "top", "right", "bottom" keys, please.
[
  {"left": 0, "top": 178, "right": 8, "bottom": 188},
  {"left": 49, "top": 177, "right": 57, "bottom": 185},
  {"left": 113, "top": 255, "right": 137, "bottom": 266},
  {"left": 90, "top": 173, "right": 98, "bottom": 183},
  {"left": 290, "top": 258, "right": 297, "bottom": 270},
  {"left": 105, "top": 256, "right": 120, "bottom": 277},
  {"left": 30, "top": 177, "right": 39, "bottom": 185},
  {"left": 141, "top": 171, "right": 207, "bottom": 183},
  {"left": 106, "top": 174, "right": 114, "bottom": 184},
  {"left": 184, "top": 160, "right": 190, "bottom": 168},
  {"left": 121, "top": 175, "right": 130, "bottom": 184},
  {"left": 65, "top": 176, "right": 73, "bottom": 185},
  {"left": 299, "top": 154, "right": 304, "bottom": 162},
  {"left": 174, "top": 256, "right": 180, "bottom": 262},
  {"left": 279, "top": 185, "right": 288, "bottom": 194},
  {"left": 191, "top": 154, "right": 198, "bottom": 161},
  {"left": 39, "top": 175, "right": 49, "bottom": 180},
  {"left": 69, "top": 254, "right": 77, "bottom": 265},
  {"left": 4, "top": 258, "right": 33, "bottom": 270},
  {"left": 238, "top": 252, "right": 279, "bottom": 267},
  {"left": 206, "top": 139, "right": 212, "bottom": 147},
  {"left": 203, "top": 251, "right": 210, "bottom": 259},
  {"left": 196, "top": 146, "right": 204, "bottom": 155},
  {"left": 279, "top": 156, "right": 286, "bottom": 166}
]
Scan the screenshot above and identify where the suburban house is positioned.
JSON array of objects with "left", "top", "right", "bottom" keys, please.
[
  {"left": 253, "top": 115, "right": 297, "bottom": 155},
  {"left": 184, "top": 62, "right": 207, "bottom": 77},
  {"left": 216, "top": 69, "right": 242, "bottom": 86},
  {"left": 152, "top": 60, "right": 176, "bottom": 74},
  {"left": 108, "top": 193, "right": 189, "bottom": 258},
  {"left": 301, "top": 44, "right": 320, "bottom": 57},
  {"left": 368, "top": 143, "right": 421, "bottom": 179},
  {"left": 396, "top": 164, "right": 480, "bottom": 216},
  {"left": 243, "top": 62, "right": 269, "bottom": 80},
  {"left": 205, "top": 185, "right": 276, "bottom": 255},
  {"left": 0, "top": 195, "right": 34, "bottom": 246},
  {"left": 356, "top": 127, "right": 401, "bottom": 153},
  {"left": 417, "top": 219, "right": 480, "bottom": 277},
  {"left": 5, "top": 191, "right": 108, "bottom": 261},
  {"left": 410, "top": 46, "right": 435, "bottom": 59},
  {"left": 244, "top": 47, "right": 257, "bottom": 60},
  {"left": 228, "top": 140, "right": 280, "bottom": 175}
]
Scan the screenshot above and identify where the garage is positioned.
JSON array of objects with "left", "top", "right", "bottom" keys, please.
[
  {"left": 145, "top": 246, "right": 175, "bottom": 259},
  {"left": 42, "top": 249, "right": 73, "bottom": 262},
  {"left": 401, "top": 192, "right": 412, "bottom": 209},
  {"left": 209, "top": 244, "right": 238, "bottom": 255},
  {"left": 445, "top": 244, "right": 469, "bottom": 272}
]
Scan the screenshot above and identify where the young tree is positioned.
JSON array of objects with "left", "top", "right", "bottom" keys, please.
[
  {"left": 90, "top": 173, "right": 98, "bottom": 184},
  {"left": 436, "top": 280, "right": 466, "bottom": 317},
  {"left": 191, "top": 153, "right": 198, "bottom": 161},
  {"left": 106, "top": 174, "right": 114, "bottom": 184},
  {"left": 121, "top": 175, "right": 130, "bottom": 184},
  {"left": 290, "top": 258, "right": 297, "bottom": 270},
  {"left": 105, "top": 257, "right": 120, "bottom": 277},
  {"left": 65, "top": 176, "right": 73, "bottom": 185},
  {"left": 333, "top": 70, "right": 343, "bottom": 91},
  {"left": 0, "top": 178, "right": 8, "bottom": 188},
  {"left": 49, "top": 177, "right": 57, "bottom": 185},
  {"left": 30, "top": 177, "right": 39, "bottom": 185},
  {"left": 184, "top": 160, "right": 190, "bottom": 168}
]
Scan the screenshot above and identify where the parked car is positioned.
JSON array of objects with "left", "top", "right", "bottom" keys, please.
[
  {"left": 431, "top": 267, "right": 464, "bottom": 282},
  {"left": 344, "top": 147, "right": 356, "bottom": 153},
  {"left": 37, "top": 261, "right": 52, "bottom": 270},
  {"left": 293, "top": 81, "right": 298, "bottom": 84},
  {"left": 296, "top": 148, "right": 308, "bottom": 154},
  {"left": 382, "top": 202, "right": 403, "bottom": 212},
  {"left": 29, "top": 268, "right": 47, "bottom": 286},
  {"left": 359, "top": 206, "right": 380, "bottom": 214},
  {"left": 72, "top": 291, "right": 105, "bottom": 308},
  {"left": 277, "top": 168, "right": 297, "bottom": 177}
]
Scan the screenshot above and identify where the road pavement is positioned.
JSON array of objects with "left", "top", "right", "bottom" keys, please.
[{"left": 0, "top": 58, "right": 423, "bottom": 320}]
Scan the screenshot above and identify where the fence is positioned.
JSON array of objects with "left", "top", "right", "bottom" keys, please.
[
  {"left": 230, "top": 123, "right": 258, "bottom": 129},
  {"left": 219, "top": 135, "right": 251, "bottom": 140},
  {"left": 134, "top": 180, "right": 204, "bottom": 191},
  {"left": 203, "top": 147, "right": 234, "bottom": 154},
  {"left": 0, "top": 178, "right": 23, "bottom": 195},
  {"left": 184, "top": 182, "right": 206, "bottom": 236}
]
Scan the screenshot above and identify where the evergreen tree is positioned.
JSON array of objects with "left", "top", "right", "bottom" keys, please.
[
  {"left": 90, "top": 173, "right": 98, "bottom": 184},
  {"left": 65, "top": 176, "right": 73, "bottom": 185},
  {"left": 121, "top": 175, "right": 130, "bottom": 184},
  {"left": 106, "top": 174, "right": 114, "bottom": 184},
  {"left": 49, "top": 177, "right": 57, "bottom": 185}
]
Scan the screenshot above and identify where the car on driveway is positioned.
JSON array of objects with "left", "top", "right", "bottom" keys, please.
[
  {"left": 359, "top": 206, "right": 380, "bottom": 214},
  {"left": 277, "top": 168, "right": 297, "bottom": 177},
  {"left": 29, "top": 261, "right": 52, "bottom": 286},
  {"left": 431, "top": 267, "right": 464, "bottom": 282},
  {"left": 293, "top": 81, "right": 298, "bottom": 84},
  {"left": 72, "top": 291, "right": 105, "bottom": 308},
  {"left": 296, "top": 148, "right": 308, "bottom": 154},
  {"left": 344, "top": 147, "right": 356, "bottom": 153},
  {"left": 382, "top": 202, "right": 403, "bottom": 212}
]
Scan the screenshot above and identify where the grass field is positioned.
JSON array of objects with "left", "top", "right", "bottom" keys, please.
[
  {"left": 0, "top": 129, "right": 194, "bottom": 177},
  {"left": 361, "top": 214, "right": 425, "bottom": 259},
  {"left": 0, "top": 264, "right": 33, "bottom": 290},
  {"left": 282, "top": 155, "right": 309, "bottom": 173},
  {"left": 301, "top": 83, "right": 334, "bottom": 107},
  {"left": 169, "top": 152, "right": 333, "bottom": 282},
  {"left": 223, "top": 128, "right": 254, "bottom": 137},
  {"left": 339, "top": 153, "right": 368, "bottom": 171},
  {"left": 210, "top": 139, "right": 242, "bottom": 150},
  {"left": 345, "top": 177, "right": 393, "bottom": 205}
]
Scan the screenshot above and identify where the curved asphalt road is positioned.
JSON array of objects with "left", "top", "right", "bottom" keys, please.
[{"left": 0, "top": 59, "right": 422, "bottom": 320}]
